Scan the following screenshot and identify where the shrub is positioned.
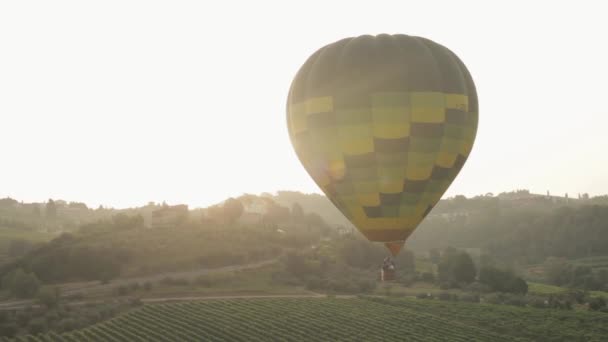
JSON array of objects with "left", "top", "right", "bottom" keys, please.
[
  {"left": 528, "top": 296, "right": 548, "bottom": 309},
  {"left": 465, "top": 281, "right": 491, "bottom": 293},
  {"left": 416, "top": 293, "right": 433, "bottom": 299},
  {"left": 503, "top": 294, "right": 527, "bottom": 307},
  {"left": 356, "top": 280, "right": 376, "bottom": 293},
  {"left": 27, "top": 317, "right": 47, "bottom": 335},
  {"left": 160, "top": 277, "right": 189, "bottom": 286},
  {"left": 37, "top": 287, "right": 61, "bottom": 309},
  {"left": 589, "top": 297, "right": 607, "bottom": 311},
  {"left": 420, "top": 272, "right": 435, "bottom": 283},
  {"left": 438, "top": 292, "right": 456, "bottom": 301},
  {"left": 0, "top": 322, "right": 18, "bottom": 338},
  {"left": 459, "top": 294, "right": 480, "bottom": 303},
  {"left": 143, "top": 281, "right": 153, "bottom": 291}
]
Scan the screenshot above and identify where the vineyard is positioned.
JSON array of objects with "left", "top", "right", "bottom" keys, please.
[{"left": 6, "top": 297, "right": 608, "bottom": 341}]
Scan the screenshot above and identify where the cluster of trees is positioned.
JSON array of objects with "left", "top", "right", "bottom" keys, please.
[
  {"left": 278, "top": 251, "right": 377, "bottom": 294},
  {"left": 435, "top": 247, "right": 528, "bottom": 294},
  {"left": 0, "top": 233, "right": 130, "bottom": 284},
  {"left": 1, "top": 268, "right": 40, "bottom": 298},
  {"left": 203, "top": 196, "right": 329, "bottom": 230},
  {"left": 7, "top": 239, "right": 35, "bottom": 258},
  {"left": 410, "top": 198, "right": 608, "bottom": 265},
  {"left": 543, "top": 257, "right": 608, "bottom": 291}
]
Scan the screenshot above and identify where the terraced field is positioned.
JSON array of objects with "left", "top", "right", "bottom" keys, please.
[{"left": 6, "top": 297, "right": 608, "bottom": 341}]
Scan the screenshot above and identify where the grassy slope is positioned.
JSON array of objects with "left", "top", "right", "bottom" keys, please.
[
  {"left": 72, "top": 225, "right": 303, "bottom": 277},
  {"left": 0, "top": 227, "right": 54, "bottom": 260},
  {"left": 21, "top": 297, "right": 608, "bottom": 342}
]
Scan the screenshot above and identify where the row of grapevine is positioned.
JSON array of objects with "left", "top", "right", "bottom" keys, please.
[{"left": 9, "top": 297, "right": 608, "bottom": 341}]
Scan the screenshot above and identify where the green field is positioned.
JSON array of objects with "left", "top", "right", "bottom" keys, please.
[
  {"left": 10, "top": 297, "right": 608, "bottom": 341},
  {"left": 528, "top": 282, "right": 608, "bottom": 299},
  {"left": 571, "top": 256, "right": 608, "bottom": 271}
]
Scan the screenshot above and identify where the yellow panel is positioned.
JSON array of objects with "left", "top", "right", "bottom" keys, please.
[
  {"left": 314, "top": 172, "right": 331, "bottom": 187},
  {"left": 338, "top": 124, "right": 372, "bottom": 139},
  {"left": 411, "top": 92, "right": 445, "bottom": 107},
  {"left": 411, "top": 107, "right": 445, "bottom": 123},
  {"left": 328, "top": 159, "right": 345, "bottom": 181},
  {"left": 289, "top": 102, "right": 306, "bottom": 116},
  {"left": 412, "top": 204, "right": 428, "bottom": 218},
  {"left": 406, "top": 166, "right": 432, "bottom": 181},
  {"left": 407, "top": 152, "right": 437, "bottom": 168},
  {"left": 371, "top": 107, "right": 410, "bottom": 123},
  {"left": 379, "top": 181, "right": 403, "bottom": 194},
  {"left": 291, "top": 113, "right": 308, "bottom": 134},
  {"left": 373, "top": 123, "right": 410, "bottom": 139},
  {"left": 356, "top": 193, "right": 380, "bottom": 206},
  {"left": 378, "top": 166, "right": 407, "bottom": 179},
  {"left": 340, "top": 138, "right": 374, "bottom": 154},
  {"left": 396, "top": 216, "right": 418, "bottom": 229},
  {"left": 435, "top": 151, "right": 457, "bottom": 168},
  {"left": 289, "top": 102, "right": 307, "bottom": 134},
  {"left": 428, "top": 192, "right": 443, "bottom": 205},
  {"left": 460, "top": 141, "right": 474, "bottom": 156},
  {"left": 445, "top": 94, "right": 469, "bottom": 111},
  {"left": 350, "top": 207, "right": 368, "bottom": 222},
  {"left": 363, "top": 217, "right": 401, "bottom": 230},
  {"left": 305, "top": 96, "right": 333, "bottom": 114}
]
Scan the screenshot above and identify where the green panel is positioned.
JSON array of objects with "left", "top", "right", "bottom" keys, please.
[
  {"left": 401, "top": 193, "right": 422, "bottom": 205},
  {"left": 371, "top": 92, "right": 410, "bottom": 107},
  {"left": 371, "top": 107, "right": 410, "bottom": 124},
  {"left": 348, "top": 167, "right": 378, "bottom": 181},
  {"left": 438, "top": 138, "right": 463, "bottom": 153},
  {"left": 381, "top": 205, "right": 400, "bottom": 217},
  {"left": 338, "top": 124, "right": 372, "bottom": 139},
  {"left": 334, "top": 181, "right": 356, "bottom": 196},
  {"left": 426, "top": 179, "right": 450, "bottom": 193},
  {"left": 409, "top": 137, "right": 442, "bottom": 153},
  {"left": 410, "top": 92, "right": 445, "bottom": 107},
  {"left": 443, "top": 124, "right": 465, "bottom": 139},
  {"left": 376, "top": 152, "right": 408, "bottom": 166},
  {"left": 335, "top": 108, "right": 372, "bottom": 125},
  {"left": 398, "top": 204, "right": 417, "bottom": 216},
  {"left": 353, "top": 181, "right": 379, "bottom": 194},
  {"left": 377, "top": 166, "right": 406, "bottom": 179},
  {"left": 407, "top": 152, "right": 437, "bottom": 167}
]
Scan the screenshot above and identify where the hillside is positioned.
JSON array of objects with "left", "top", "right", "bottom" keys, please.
[{"left": 12, "top": 297, "right": 608, "bottom": 342}]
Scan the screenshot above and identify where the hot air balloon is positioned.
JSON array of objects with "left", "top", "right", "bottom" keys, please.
[{"left": 286, "top": 34, "right": 478, "bottom": 258}]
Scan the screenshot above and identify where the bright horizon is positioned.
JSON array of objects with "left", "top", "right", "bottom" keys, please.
[{"left": 1, "top": 1, "right": 607, "bottom": 209}]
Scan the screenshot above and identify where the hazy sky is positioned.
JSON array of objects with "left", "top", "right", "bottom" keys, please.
[{"left": 1, "top": 1, "right": 607, "bottom": 209}]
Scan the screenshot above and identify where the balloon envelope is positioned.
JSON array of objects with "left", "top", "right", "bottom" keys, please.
[{"left": 286, "top": 34, "right": 478, "bottom": 255}]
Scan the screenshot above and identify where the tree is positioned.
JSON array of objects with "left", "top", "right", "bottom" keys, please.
[
  {"left": 508, "top": 277, "right": 529, "bottom": 294},
  {"left": 3, "top": 268, "right": 40, "bottom": 298},
  {"left": 31, "top": 205, "right": 42, "bottom": 218},
  {"left": 37, "top": 287, "right": 60, "bottom": 308},
  {"left": 479, "top": 266, "right": 528, "bottom": 294},
  {"left": 437, "top": 248, "right": 476, "bottom": 286},
  {"left": 589, "top": 297, "right": 606, "bottom": 311},
  {"left": 452, "top": 252, "right": 476, "bottom": 284},
  {"left": 223, "top": 198, "right": 244, "bottom": 223},
  {"left": 8, "top": 239, "right": 32, "bottom": 257},
  {"left": 264, "top": 203, "right": 291, "bottom": 224},
  {"left": 544, "top": 257, "right": 572, "bottom": 286},
  {"left": 291, "top": 202, "right": 305, "bottom": 221},
  {"left": 429, "top": 248, "right": 441, "bottom": 264},
  {"left": 112, "top": 213, "right": 144, "bottom": 230},
  {"left": 395, "top": 250, "right": 416, "bottom": 274},
  {"left": 45, "top": 199, "right": 57, "bottom": 220}
]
